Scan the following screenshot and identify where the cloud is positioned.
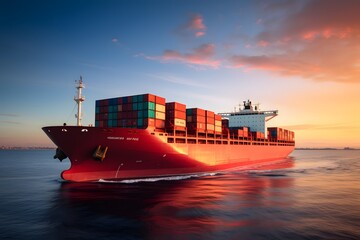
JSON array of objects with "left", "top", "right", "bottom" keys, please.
[
  {"left": 0, "top": 113, "right": 20, "bottom": 125},
  {"left": 282, "top": 123, "right": 360, "bottom": 131},
  {"left": 0, "top": 113, "right": 19, "bottom": 117},
  {"left": 229, "top": 0, "right": 360, "bottom": 83},
  {"left": 144, "top": 43, "right": 220, "bottom": 68},
  {"left": 182, "top": 13, "right": 206, "bottom": 38},
  {"left": 111, "top": 37, "right": 119, "bottom": 43},
  {"left": 0, "top": 120, "right": 20, "bottom": 125}
]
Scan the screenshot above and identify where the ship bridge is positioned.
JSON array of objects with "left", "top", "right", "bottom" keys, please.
[{"left": 218, "top": 100, "right": 278, "bottom": 136}]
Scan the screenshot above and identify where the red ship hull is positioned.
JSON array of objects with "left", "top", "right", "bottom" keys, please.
[{"left": 43, "top": 126, "right": 294, "bottom": 182}]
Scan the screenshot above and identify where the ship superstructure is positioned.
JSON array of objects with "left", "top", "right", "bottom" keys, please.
[{"left": 220, "top": 100, "right": 278, "bottom": 138}]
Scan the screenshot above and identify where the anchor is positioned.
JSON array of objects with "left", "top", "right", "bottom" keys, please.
[
  {"left": 53, "top": 148, "right": 67, "bottom": 162},
  {"left": 93, "top": 145, "right": 108, "bottom": 162}
]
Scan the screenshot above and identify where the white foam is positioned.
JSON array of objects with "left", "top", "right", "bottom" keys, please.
[{"left": 98, "top": 172, "right": 218, "bottom": 184}]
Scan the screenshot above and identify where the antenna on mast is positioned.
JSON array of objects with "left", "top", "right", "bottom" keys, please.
[{"left": 74, "top": 76, "right": 85, "bottom": 126}]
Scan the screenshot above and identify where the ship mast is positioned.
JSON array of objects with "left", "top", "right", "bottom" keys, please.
[{"left": 74, "top": 76, "right": 85, "bottom": 126}]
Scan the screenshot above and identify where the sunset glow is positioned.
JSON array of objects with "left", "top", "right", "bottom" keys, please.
[{"left": 0, "top": 0, "right": 359, "bottom": 148}]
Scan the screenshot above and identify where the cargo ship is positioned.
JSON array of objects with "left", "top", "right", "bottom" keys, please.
[{"left": 43, "top": 78, "right": 295, "bottom": 182}]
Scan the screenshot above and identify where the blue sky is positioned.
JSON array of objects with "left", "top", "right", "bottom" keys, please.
[{"left": 1, "top": 0, "right": 360, "bottom": 147}]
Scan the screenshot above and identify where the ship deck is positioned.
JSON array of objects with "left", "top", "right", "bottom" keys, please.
[{"left": 160, "top": 129, "right": 295, "bottom": 146}]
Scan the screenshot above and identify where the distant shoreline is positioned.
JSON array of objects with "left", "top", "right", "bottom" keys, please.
[
  {"left": 1, "top": 146, "right": 359, "bottom": 150},
  {"left": 0, "top": 146, "right": 56, "bottom": 150},
  {"left": 295, "top": 147, "right": 359, "bottom": 150}
]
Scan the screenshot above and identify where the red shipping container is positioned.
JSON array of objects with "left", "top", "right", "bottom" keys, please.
[
  {"left": 99, "top": 99, "right": 108, "bottom": 107},
  {"left": 166, "top": 102, "right": 186, "bottom": 112},
  {"left": 143, "top": 93, "right": 156, "bottom": 102},
  {"left": 187, "top": 108, "right": 206, "bottom": 116},
  {"left": 166, "top": 110, "right": 186, "bottom": 119},
  {"left": 155, "top": 96, "right": 166, "bottom": 105},
  {"left": 187, "top": 115, "right": 206, "bottom": 123},
  {"left": 250, "top": 131, "right": 263, "bottom": 139},
  {"left": 145, "top": 118, "right": 155, "bottom": 127},
  {"left": 187, "top": 122, "right": 206, "bottom": 130},
  {"left": 205, "top": 110, "right": 214, "bottom": 118},
  {"left": 206, "top": 116, "right": 215, "bottom": 124},
  {"left": 155, "top": 119, "right": 165, "bottom": 129},
  {"left": 100, "top": 106, "right": 107, "bottom": 113},
  {"left": 222, "top": 119, "right": 229, "bottom": 128},
  {"left": 215, "top": 114, "right": 222, "bottom": 121}
]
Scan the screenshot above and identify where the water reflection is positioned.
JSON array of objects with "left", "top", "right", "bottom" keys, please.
[{"left": 49, "top": 159, "right": 295, "bottom": 239}]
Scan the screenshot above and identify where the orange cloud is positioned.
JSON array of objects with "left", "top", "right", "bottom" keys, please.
[
  {"left": 147, "top": 44, "right": 220, "bottom": 68},
  {"left": 231, "top": 0, "right": 360, "bottom": 83}
]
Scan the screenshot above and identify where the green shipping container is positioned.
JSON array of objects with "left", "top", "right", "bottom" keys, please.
[
  {"left": 132, "top": 103, "right": 138, "bottom": 111},
  {"left": 137, "top": 118, "right": 143, "bottom": 127},
  {"left": 140, "top": 110, "right": 155, "bottom": 118},
  {"left": 143, "top": 102, "right": 155, "bottom": 110}
]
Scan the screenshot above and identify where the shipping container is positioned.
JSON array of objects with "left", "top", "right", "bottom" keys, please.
[
  {"left": 166, "top": 118, "right": 186, "bottom": 128},
  {"left": 215, "top": 120, "right": 222, "bottom": 126},
  {"left": 186, "top": 115, "right": 206, "bottom": 123},
  {"left": 155, "top": 96, "right": 166, "bottom": 105},
  {"left": 187, "top": 122, "right": 206, "bottom": 130},
  {"left": 155, "top": 119, "right": 165, "bottom": 129},
  {"left": 155, "top": 111, "right": 166, "bottom": 120},
  {"left": 166, "top": 110, "right": 186, "bottom": 119},
  {"left": 206, "top": 124, "right": 215, "bottom": 131},
  {"left": 186, "top": 108, "right": 206, "bottom": 116},
  {"left": 222, "top": 119, "right": 229, "bottom": 128},
  {"left": 144, "top": 93, "right": 156, "bottom": 102},
  {"left": 155, "top": 103, "right": 166, "bottom": 113},
  {"left": 250, "top": 131, "right": 263, "bottom": 139},
  {"left": 268, "top": 127, "right": 284, "bottom": 140},
  {"left": 205, "top": 110, "right": 215, "bottom": 118},
  {"left": 166, "top": 102, "right": 186, "bottom": 112},
  {"left": 215, "top": 126, "right": 222, "bottom": 133}
]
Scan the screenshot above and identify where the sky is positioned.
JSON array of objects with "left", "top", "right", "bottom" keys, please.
[{"left": 0, "top": 0, "right": 359, "bottom": 148}]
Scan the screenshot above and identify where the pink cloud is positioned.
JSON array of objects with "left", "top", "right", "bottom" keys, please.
[
  {"left": 183, "top": 14, "right": 207, "bottom": 37},
  {"left": 147, "top": 44, "right": 220, "bottom": 68},
  {"left": 257, "top": 40, "right": 269, "bottom": 47},
  {"left": 230, "top": 0, "right": 360, "bottom": 83}
]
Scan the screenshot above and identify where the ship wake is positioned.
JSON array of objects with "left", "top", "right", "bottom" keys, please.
[{"left": 97, "top": 172, "right": 219, "bottom": 184}]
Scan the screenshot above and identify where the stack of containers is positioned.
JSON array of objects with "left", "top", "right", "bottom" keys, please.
[
  {"left": 230, "top": 126, "right": 249, "bottom": 138},
  {"left": 283, "top": 129, "right": 289, "bottom": 141},
  {"left": 250, "top": 131, "right": 265, "bottom": 139},
  {"left": 95, "top": 93, "right": 166, "bottom": 129},
  {"left": 165, "top": 102, "right": 186, "bottom": 131},
  {"left": 289, "top": 131, "right": 295, "bottom": 141},
  {"left": 205, "top": 110, "right": 215, "bottom": 133},
  {"left": 267, "top": 127, "right": 284, "bottom": 140},
  {"left": 222, "top": 119, "right": 229, "bottom": 135},
  {"left": 214, "top": 114, "right": 222, "bottom": 134},
  {"left": 186, "top": 108, "right": 206, "bottom": 132}
]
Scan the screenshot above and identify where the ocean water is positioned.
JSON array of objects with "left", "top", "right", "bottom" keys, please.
[{"left": 0, "top": 150, "right": 359, "bottom": 240}]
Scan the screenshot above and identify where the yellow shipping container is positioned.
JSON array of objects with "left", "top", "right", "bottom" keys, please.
[{"left": 156, "top": 104, "right": 166, "bottom": 113}]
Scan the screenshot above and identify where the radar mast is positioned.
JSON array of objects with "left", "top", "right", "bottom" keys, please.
[{"left": 74, "top": 76, "right": 85, "bottom": 126}]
